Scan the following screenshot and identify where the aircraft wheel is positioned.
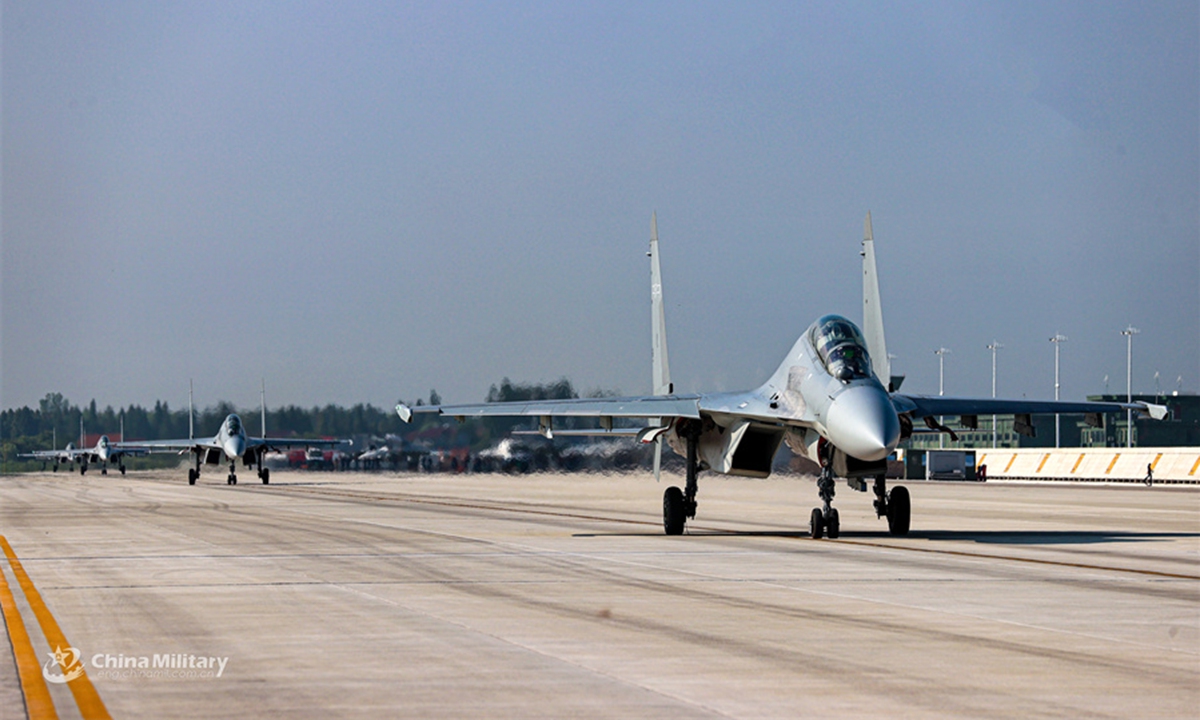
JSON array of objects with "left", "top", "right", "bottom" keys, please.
[
  {"left": 119, "top": 465, "right": 126, "bottom": 475},
  {"left": 80, "top": 466, "right": 87, "bottom": 476},
  {"left": 188, "top": 469, "right": 197, "bottom": 485},
  {"left": 101, "top": 468, "right": 108, "bottom": 475},
  {"left": 825, "top": 508, "right": 840, "bottom": 539},
  {"left": 261, "top": 468, "right": 270, "bottom": 485},
  {"left": 887, "top": 486, "right": 910, "bottom": 536},
  {"left": 663, "top": 486, "right": 686, "bottom": 535},
  {"left": 809, "top": 508, "right": 825, "bottom": 539}
]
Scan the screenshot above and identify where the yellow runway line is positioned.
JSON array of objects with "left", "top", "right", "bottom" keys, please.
[
  {"left": 0, "top": 536, "right": 110, "bottom": 720},
  {"left": 0, "top": 545, "right": 58, "bottom": 719}
]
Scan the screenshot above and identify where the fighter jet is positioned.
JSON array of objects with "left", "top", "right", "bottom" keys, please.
[
  {"left": 142, "top": 385, "right": 348, "bottom": 485},
  {"left": 396, "top": 214, "right": 1166, "bottom": 538},
  {"left": 20, "top": 436, "right": 149, "bottom": 475}
]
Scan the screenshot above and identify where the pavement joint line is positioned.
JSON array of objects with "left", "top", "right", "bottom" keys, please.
[
  {"left": 0, "top": 540, "right": 58, "bottom": 719},
  {"left": 274, "top": 506, "right": 1200, "bottom": 659},
  {"left": 836, "top": 539, "right": 1200, "bottom": 581},
  {"left": 0, "top": 537, "right": 111, "bottom": 720},
  {"left": 266, "top": 484, "right": 1200, "bottom": 581}
]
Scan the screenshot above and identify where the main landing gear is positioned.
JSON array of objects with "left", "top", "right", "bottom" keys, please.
[
  {"left": 188, "top": 453, "right": 201, "bottom": 485},
  {"left": 873, "top": 477, "right": 910, "bottom": 535},
  {"left": 662, "top": 421, "right": 700, "bottom": 535}
]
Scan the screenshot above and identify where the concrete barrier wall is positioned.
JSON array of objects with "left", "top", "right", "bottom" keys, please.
[{"left": 975, "top": 447, "right": 1200, "bottom": 484}]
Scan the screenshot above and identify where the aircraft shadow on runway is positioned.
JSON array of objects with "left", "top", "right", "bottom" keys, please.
[{"left": 573, "top": 529, "right": 1200, "bottom": 545}]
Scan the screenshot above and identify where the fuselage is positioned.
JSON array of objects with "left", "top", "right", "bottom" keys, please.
[
  {"left": 215, "top": 414, "right": 248, "bottom": 461},
  {"left": 668, "top": 314, "right": 901, "bottom": 478},
  {"left": 795, "top": 314, "right": 901, "bottom": 462}
]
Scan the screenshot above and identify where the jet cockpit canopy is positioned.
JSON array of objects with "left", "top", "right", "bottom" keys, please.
[
  {"left": 226, "top": 414, "right": 242, "bottom": 435},
  {"left": 810, "top": 314, "right": 873, "bottom": 382}
]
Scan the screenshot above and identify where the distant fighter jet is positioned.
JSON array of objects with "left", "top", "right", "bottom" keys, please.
[
  {"left": 20, "top": 436, "right": 148, "bottom": 475},
  {"left": 397, "top": 214, "right": 1166, "bottom": 538},
  {"left": 143, "top": 385, "right": 348, "bottom": 485}
]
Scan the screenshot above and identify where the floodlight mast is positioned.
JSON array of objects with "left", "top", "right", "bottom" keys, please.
[
  {"left": 987, "top": 341, "right": 1003, "bottom": 448},
  {"left": 1122, "top": 326, "right": 1140, "bottom": 447},
  {"left": 935, "top": 347, "right": 951, "bottom": 449},
  {"left": 1050, "top": 334, "right": 1067, "bottom": 448}
]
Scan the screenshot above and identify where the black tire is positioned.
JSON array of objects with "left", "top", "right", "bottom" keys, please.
[
  {"left": 809, "top": 508, "right": 825, "bottom": 539},
  {"left": 663, "top": 486, "right": 686, "bottom": 535},
  {"left": 101, "top": 468, "right": 107, "bottom": 475},
  {"left": 119, "top": 465, "right": 126, "bottom": 475},
  {"left": 261, "top": 468, "right": 270, "bottom": 485},
  {"left": 826, "top": 508, "right": 840, "bottom": 539},
  {"left": 188, "top": 469, "right": 197, "bottom": 486},
  {"left": 887, "top": 486, "right": 911, "bottom": 535}
]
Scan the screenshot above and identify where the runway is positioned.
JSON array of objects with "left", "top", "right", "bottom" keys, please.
[{"left": 1, "top": 469, "right": 1196, "bottom": 719}]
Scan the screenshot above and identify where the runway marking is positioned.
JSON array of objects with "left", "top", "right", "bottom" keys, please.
[
  {"left": 0, "top": 539, "right": 58, "bottom": 719},
  {"left": 0, "top": 537, "right": 111, "bottom": 720},
  {"left": 263, "top": 486, "right": 1200, "bottom": 581}
]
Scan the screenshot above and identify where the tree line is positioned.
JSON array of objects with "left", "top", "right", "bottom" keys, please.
[{"left": 1, "top": 379, "right": 602, "bottom": 467}]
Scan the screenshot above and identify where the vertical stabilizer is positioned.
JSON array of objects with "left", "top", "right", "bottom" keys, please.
[
  {"left": 261, "top": 379, "right": 267, "bottom": 438},
  {"left": 862, "top": 212, "right": 891, "bottom": 388},
  {"left": 649, "top": 213, "right": 673, "bottom": 480},
  {"left": 189, "top": 380, "right": 195, "bottom": 442},
  {"left": 650, "top": 212, "right": 672, "bottom": 397}
]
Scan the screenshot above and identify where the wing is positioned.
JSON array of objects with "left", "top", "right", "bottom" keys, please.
[
  {"left": 135, "top": 438, "right": 218, "bottom": 454},
  {"left": 19, "top": 450, "right": 71, "bottom": 460},
  {"left": 397, "top": 395, "right": 703, "bottom": 423},
  {"left": 248, "top": 437, "right": 349, "bottom": 451},
  {"left": 893, "top": 394, "right": 1168, "bottom": 420}
]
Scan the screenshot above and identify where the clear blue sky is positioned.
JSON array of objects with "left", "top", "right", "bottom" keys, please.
[{"left": 3, "top": 1, "right": 1197, "bottom": 414}]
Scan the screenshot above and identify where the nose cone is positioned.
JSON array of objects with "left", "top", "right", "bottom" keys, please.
[
  {"left": 225, "top": 436, "right": 246, "bottom": 461},
  {"left": 825, "top": 385, "right": 900, "bottom": 462}
]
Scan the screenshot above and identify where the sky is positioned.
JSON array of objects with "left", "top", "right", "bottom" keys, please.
[{"left": 2, "top": 1, "right": 1197, "bottom": 416}]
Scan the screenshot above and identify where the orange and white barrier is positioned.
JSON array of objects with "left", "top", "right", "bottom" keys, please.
[{"left": 976, "top": 447, "right": 1200, "bottom": 484}]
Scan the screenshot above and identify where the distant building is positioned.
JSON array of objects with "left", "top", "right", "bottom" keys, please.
[{"left": 903, "top": 393, "right": 1199, "bottom": 450}]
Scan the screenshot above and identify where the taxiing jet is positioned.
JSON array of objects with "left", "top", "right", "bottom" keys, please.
[
  {"left": 20, "top": 436, "right": 148, "bottom": 475},
  {"left": 396, "top": 214, "right": 1166, "bottom": 538},
  {"left": 143, "top": 387, "right": 349, "bottom": 485}
]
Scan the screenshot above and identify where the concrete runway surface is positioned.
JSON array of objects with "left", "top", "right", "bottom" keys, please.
[{"left": 0, "top": 469, "right": 1196, "bottom": 719}]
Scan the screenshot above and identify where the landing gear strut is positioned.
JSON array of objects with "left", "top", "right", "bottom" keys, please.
[
  {"left": 663, "top": 420, "right": 700, "bottom": 535},
  {"left": 810, "top": 464, "right": 840, "bottom": 539},
  {"left": 227, "top": 460, "right": 238, "bottom": 485},
  {"left": 810, "top": 447, "right": 840, "bottom": 539}
]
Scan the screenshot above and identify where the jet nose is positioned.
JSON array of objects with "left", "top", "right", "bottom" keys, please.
[
  {"left": 225, "top": 437, "right": 246, "bottom": 461},
  {"left": 825, "top": 385, "right": 901, "bottom": 462}
]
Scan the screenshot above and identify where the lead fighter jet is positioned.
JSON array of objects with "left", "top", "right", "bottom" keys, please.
[{"left": 397, "top": 214, "right": 1166, "bottom": 538}]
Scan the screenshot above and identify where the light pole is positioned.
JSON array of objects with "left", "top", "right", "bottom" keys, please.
[
  {"left": 987, "top": 341, "right": 1002, "bottom": 448},
  {"left": 935, "top": 347, "right": 950, "bottom": 449},
  {"left": 1122, "top": 326, "right": 1139, "bottom": 447},
  {"left": 1050, "top": 334, "right": 1067, "bottom": 448}
]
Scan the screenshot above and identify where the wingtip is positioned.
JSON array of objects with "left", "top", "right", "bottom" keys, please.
[{"left": 395, "top": 403, "right": 412, "bottom": 423}]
